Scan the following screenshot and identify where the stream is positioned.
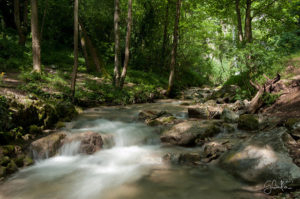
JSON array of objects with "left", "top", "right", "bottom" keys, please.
[{"left": 0, "top": 100, "right": 263, "bottom": 199}]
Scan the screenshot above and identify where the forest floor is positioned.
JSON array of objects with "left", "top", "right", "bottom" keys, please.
[{"left": 0, "top": 67, "right": 166, "bottom": 107}]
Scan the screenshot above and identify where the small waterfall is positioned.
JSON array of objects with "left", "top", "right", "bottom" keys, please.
[{"left": 59, "top": 141, "right": 81, "bottom": 156}]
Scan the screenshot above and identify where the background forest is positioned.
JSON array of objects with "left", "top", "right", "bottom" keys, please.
[{"left": 0, "top": 0, "right": 300, "bottom": 103}]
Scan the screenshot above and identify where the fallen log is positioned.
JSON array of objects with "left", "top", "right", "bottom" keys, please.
[{"left": 247, "top": 74, "right": 280, "bottom": 114}]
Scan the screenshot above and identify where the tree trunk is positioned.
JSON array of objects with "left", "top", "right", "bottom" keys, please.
[
  {"left": 40, "top": 0, "right": 48, "bottom": 42},
  {"left": 14, "top": 0, "right": 26, "bottom": 46},
  {"left": 235, "top": 0, "right": 243, "bottom": 43},
  {"left": 245, "top": 0, "right": 252, "bottom": 43},
  {"left": 79, "top": 21, "right": 108, "bottom": 76},
  {"left": 31, "top": 0, "right": 41, "bottom": 73},
  {"left": 113, "top": 0, "right": 121, "bottom": 87},
  {"left": 120, "top": 0, "right": 132, "bottom": 88},
  {"left": 71, "top": 0, "right": 79, "bottom": 100},
  {"left": 162, "top": 0, "right": 170, "bottom": 61},
  {"left": 79, "top": 24, "right": 92, "bottom": 72},
  {"left": 167, "top": 0, "right": 181, "bottom": 96}
]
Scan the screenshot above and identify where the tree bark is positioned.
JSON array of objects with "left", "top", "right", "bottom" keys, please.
[
  {"left": 235, "top": 0, "right": 243, "bottom": 43},
  {"left": 113, "top": 0, "right": 121, "bottom": 87},
  {"left": 14, "top": 0, "right": 26, "bottom": 46},
  {"left": 31, "top": 0, "right": 41, "bottom": 73},
  {"left": 40, "top": 0, "right": 49, "bottom": 42},
  {"left": 79, "top": 21, "right": 108, "bottom": 76},
  {"left": 245, "top": 0, "right": 252, "bottom": 43},
  {"left": 162, "top": 0, "right": 170, "bottom": 61},
  {"left": 71, "top": 0, "right": 79, "bottom": 100},
  {"left": 167, "top": 0, "right": 181, "bottom": 96},
  {"left": 120, "top": 0, "right": 133, "bottom": 88},
  {"left": 247, "top": 74, "right": 281, "bottom": 113}
]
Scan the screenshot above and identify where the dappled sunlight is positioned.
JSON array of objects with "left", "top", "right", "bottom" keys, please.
[{"left": 228, "top": 145, "right": 278, "bottom": 169}]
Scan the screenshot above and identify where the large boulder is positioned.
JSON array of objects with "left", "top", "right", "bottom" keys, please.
[
  {"left": 63, "top": 132, "right": 103, "bottom": 154},
  {"left": 219, "top": 127, "right": 300, "bottom": 186},
  {"left": 30, "top": 132, "right": 67, "bottom": 159},
  {"left": 237, "top": 114, "right": 259, "bottom": 131},
  {"left": 160, "top": 120, "right": 221, "bottom": 146}
]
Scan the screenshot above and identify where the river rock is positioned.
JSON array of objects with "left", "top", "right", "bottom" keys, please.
[
  {"left": 63, "top": 132, "right": 103, "bottom": 154},
  {"left": 221, "top": 108, "right": 239, "bottom": 123},
  {"left": 138, "top": 110, "right": 172, "bottom": 121},
  {"left": 188, "top": 107, "right": 210, "bottom": 119},
  {"left": 219, "top": 127, "right": 300, "bottom": 186},
  {"left": 160, "top": 120, "right": 221, "bottom": 146},
  {"left": 30, "top": 132, "right": 67, "bottom": 159},
  {"left": 237, "top": 114, "right": 259, "bottom": 131}
]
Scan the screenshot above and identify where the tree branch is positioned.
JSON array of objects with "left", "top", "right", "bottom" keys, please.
[
  {"left": 250, "top": 80, "right": 261, "bottom": 90},
  {"left": 253, "top": 0, "right": 277, "bottom": 17}
]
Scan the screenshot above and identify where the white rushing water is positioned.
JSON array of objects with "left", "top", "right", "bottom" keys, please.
[{"left": 0, "top": 101, "right": 261, "bottom": 199}]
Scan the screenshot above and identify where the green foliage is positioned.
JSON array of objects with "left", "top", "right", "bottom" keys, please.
[{"left": 262, "top": 93, "right": 281, "bottom": 106}]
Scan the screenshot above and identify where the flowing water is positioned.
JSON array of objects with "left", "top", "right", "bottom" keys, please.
[{"left": 0, "top": 100, "right": 263, "bottom": 199}]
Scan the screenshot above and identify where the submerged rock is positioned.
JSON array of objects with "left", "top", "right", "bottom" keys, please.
[{"left": 219, "top": 127, "right": 300, "bottom": 186}]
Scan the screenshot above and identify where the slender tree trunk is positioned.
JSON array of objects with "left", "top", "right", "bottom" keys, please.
[
  {"left": 14, "top": 0, "right": 26, "bottom": 46},
  {"left": 40, "top": 0, "right": 48, "bottom": 42},
  {"left": 79, "top": 24, "right": 92, "bottom": 72},
  {"left": 120, "top": 0, "right": 132, "bottom": 88},
  {"left": 79, "top": 21, "right": 108, "bottom": 76},
  {"left": 31, "top": 0, "right": 41, "bottom": 73},
  {"left": 162, "top": 0, "right": 170, "bottom": 61},
  {"left": 113, "top": 0, "right": 121, "bottom": 87},
  {"left": 245, "top": 0, "right": 252, "bottom": 43},
  {"left": 235, "top": 0, "right": 243, "bottom": 43},
  {"left": 1, "top": 18, "right": 6, "bottom": 40},
  {"left": 167, "top": 0, "right": 181, "bottom": 96},
  {"left": 71, "top": 0, "right": 79, "bottom": 100}
]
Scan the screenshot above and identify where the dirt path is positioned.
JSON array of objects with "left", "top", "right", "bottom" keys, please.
[{"left": 263, "top": 58, "right": 300, "bottom": 119}]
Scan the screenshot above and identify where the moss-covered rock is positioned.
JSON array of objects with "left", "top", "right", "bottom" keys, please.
[
  {"left": 14, "top": 155, "right": 25, "bottom": 167},
  {"left": 2, "top": 145, "right": 15, "bottom": 156},
  {"left": 23, "top": 156, "right": 34, "bottom": 166},
  {"left": 12, "top": 105, "right": 40, "bottom": 129},
  {"left": 0, "top": 95, "right": 13, "bottom": 131},
  {"left": 55, "top": 101, "right": 78, "bottom": 122},
  {"left": 29, "top": 125, "right": 42, "bottom": 135},
  {"left": 6, "top": 160, "right": 18, "bottom": 174},
  {"left": 238, "top": 114, "right": 259, "bottom": 131},
  {"left": 0, "top": 166, "right": 6, "bottom": 178},
  {"left": 285, "top": 118, "right": 300, "bottom": 130},
  {"left": 55, "top": 121, "right": 66, "bottom": 129},
  {"left": 0, "top": 156, "right": 10, "bottom": 166},
  {"left": 39, "top": 104, "right": 59, "bottom": 129}
]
